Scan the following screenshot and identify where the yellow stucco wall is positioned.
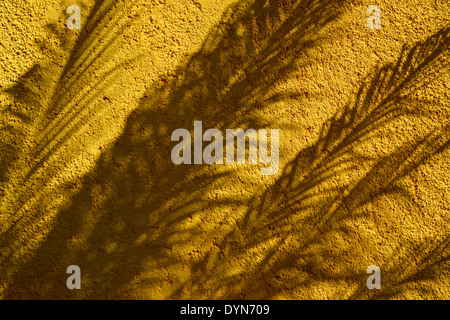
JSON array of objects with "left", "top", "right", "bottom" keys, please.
[{"left": 0, "top": 0, "right": 448, "bottom": 299}]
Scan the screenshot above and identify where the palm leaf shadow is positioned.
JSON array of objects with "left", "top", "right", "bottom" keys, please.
[
  {"left": 0, "top": 0, "right": 142, "bottom": 294},
  {"left": 2, "top": 0, "right": 352, "bottom": 298},
  {"left": 181, "top": 26, "right": 450, "bottom": 299}
]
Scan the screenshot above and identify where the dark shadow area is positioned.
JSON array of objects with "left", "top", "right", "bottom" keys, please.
[
  {"left": 179, "top": 26, "right": 449, "bottom": 299},
  {"left": 2, "top": 0, "right": 352, "bottom": 298},
  {"left": 1, "top": 0, "right": 139, "bottom": 205},
  {"left": 0, "top": 0, "right": 139, "bottom": 291}
]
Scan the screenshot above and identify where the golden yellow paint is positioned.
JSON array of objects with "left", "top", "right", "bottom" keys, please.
[{"left": 0, "top": 0, "right": 449, "bottom": 299}]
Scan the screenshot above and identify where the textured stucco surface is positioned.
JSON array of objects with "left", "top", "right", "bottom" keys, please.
[{"left": 0, "top": 0, "right": 449, "bottom": 299}]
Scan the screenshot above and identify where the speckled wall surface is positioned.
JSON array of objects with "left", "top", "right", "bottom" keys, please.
[{"left": 0, "top": 0, "right": 448, "bottom": 299}]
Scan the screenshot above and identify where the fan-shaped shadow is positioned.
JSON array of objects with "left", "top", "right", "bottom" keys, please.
[
  {"left": 0, "top": 0, "right": 141, "bottom": 295},
  {"left": 2, "top": 0, "right": 349, "bottom": 299},
  {"left": 175, "top": 26, "right": 450, "bottom": 299}
]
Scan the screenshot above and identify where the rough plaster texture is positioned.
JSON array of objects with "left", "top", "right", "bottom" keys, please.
[{"left": 0, "top": 0, "right": 449, "bottom": 299}]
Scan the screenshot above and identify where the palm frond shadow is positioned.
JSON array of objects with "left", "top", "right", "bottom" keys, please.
[
  {"left": 0, "top": 0, "right": 141, "bottom": 292},
  {"left": 180, "top": 26, "right": 450, "bottom": 299},
  {"left": 2, "top": 0, "right": 351, "bottom": 298},
  {"left": 1, "top": 1, "right": 124, "bottom": 183}
]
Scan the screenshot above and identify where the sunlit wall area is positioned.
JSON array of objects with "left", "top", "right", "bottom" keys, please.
[{"left": 0, "top": 0, "right": 448, "bottom": 299}]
